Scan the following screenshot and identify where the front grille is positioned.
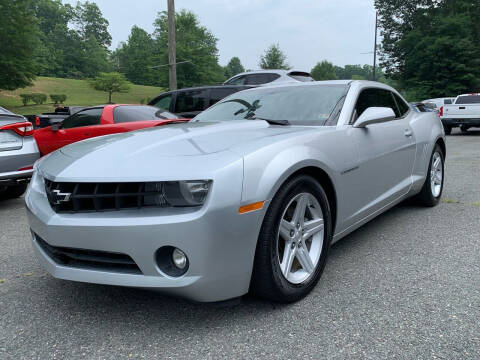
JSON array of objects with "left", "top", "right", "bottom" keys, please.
[
  {"left": 45, "top": 179, "right": 169, "bottom": 213},
  {"left": 35, "top": 235, "right": 142, "bottom": 274}
]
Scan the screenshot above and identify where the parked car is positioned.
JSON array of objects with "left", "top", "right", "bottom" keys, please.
[
  {"left": 422, "top": 97, "right": 455, "bottom": 111},
  {"left": 440, "top": 93, "right": 480, "bottom": 134},
  {"left": 148, "top": 85, "right": 255, "bottom": 118},
  {"left": 0, "top": 108, "right": 39, "bottom": 199},
  {"left": 34, "top": 105, "right": 186, "bottom": 156},
  {"left": 26, "top": 80, "right": 446, "bottom": 303},
  {"left": 27, "top": 106, "right": 87, "bottom": 129},
  {"left": 224, "top": 70, "right": 314, "bottom": 86}
]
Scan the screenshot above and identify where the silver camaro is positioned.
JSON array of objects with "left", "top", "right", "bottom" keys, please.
[{"left": 25, "top": 81, "right": 446, "bottom": 303}]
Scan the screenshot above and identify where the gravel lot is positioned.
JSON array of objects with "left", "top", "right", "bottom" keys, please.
[{"left": 1, "top": 129, "right": 479, "bottom": 360}]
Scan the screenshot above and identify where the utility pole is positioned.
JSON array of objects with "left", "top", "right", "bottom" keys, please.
[
  {"left": 167, "top": 0, "right": 177, "bottom": 90},
  {"left": 373, "top": 11, "right": 378, "bottom": 81}
]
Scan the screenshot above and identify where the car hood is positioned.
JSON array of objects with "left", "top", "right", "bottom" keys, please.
[{"left": 39, "top": 121, "right": 313, "bottom": 182}]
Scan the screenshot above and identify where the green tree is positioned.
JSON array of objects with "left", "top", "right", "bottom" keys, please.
[
  {"left": 153, "top": 10, "right": 225, "bottom": 89},
  {"left": 311, "top": 60, "right": 338, "bottom": 80},
  {"left": 115, "top": 26, "right": 157, "bottom": 85},
  {"left": 224, "top": 57, "right": 245, "bottom": 79},
  {"left": 375, "top": 0, "right": 480, "bottom": 97},
  {"left": 89, "top": 72, "right": 131, "bottom": 103},
  {"left": 74, "top": 1, "right": 111, "bottom": 48},
  {"left": 0, "top": 0, "right": 39, "bottom": 90},
  {"left": 259, "top": 43, "right": 290, "bottom": 70}
]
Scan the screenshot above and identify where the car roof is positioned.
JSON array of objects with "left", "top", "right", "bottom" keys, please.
[
  {"left": 153, "top": 84, "right": 257, "bottom": 96},
  {"left": 231, "top": 69, "right": 310, "bottom": 76}
]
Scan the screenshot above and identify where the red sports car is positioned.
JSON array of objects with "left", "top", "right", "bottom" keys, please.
[{"left": 34, "top": 105, "right": 188, "bottom": 155}]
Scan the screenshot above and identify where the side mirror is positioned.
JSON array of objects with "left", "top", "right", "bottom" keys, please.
[
  {"left": 51, "top": 123, "right": 61, "bottom": 132},
  {"left": 354, "top": 107, "right": 396, "bottom": 128}
]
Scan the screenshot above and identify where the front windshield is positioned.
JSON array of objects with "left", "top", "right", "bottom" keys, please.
[{"left": 193, "top": 84, "right": 347, "bottom": 126}]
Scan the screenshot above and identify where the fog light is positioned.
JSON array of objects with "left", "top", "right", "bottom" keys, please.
[
  {"left": 172, "top": 248, "right": 187, "bottom": 269},
  {"left": 155, "top": 246, "right": 189, "bottom": 277}
]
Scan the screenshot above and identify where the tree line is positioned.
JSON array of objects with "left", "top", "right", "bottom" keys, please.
[
  {"left": 375, "top": 0, "right": 480, "bottom": 99},
  {"left": 2, "top": 0, "right": 479, "bottom": 101}
]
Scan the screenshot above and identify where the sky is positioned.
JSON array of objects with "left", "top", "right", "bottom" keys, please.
[{"left": 64, "top": 0, "right": 377, "bottom": 71}]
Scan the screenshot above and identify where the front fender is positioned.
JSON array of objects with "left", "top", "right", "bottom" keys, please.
[{"left": 240, "top": 143, "right": 342, "bottom": 207}]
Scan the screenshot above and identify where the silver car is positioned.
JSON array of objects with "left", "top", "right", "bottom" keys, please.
[
  {"left": 224, "top": 69, "right": 314, "bottom": 86},
  {"left": 25, "top": 81, "right": 446, "bottom": 303},
  {"left": 1, "top": 108, "right": 39, "bottom": 199}
]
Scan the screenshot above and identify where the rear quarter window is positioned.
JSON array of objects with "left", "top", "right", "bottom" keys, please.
[
  {"left": 245, "top": 73, "right": 280, "bottom": 85},
  {"left": 113, "top": 106, "right": 177, "bottom": 123},
  {"left": 455, "top": 95, "right": 480, "bottom": 104},
  {"left": 209, "top": 88, "right": 241, "bottom": 106},
  {"left": 175, "top": 90, "right": 209, "bottom": 113}
]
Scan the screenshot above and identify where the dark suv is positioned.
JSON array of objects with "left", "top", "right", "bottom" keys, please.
[{"left": 148, "top": 85, "right": 255, "bottom": 118}]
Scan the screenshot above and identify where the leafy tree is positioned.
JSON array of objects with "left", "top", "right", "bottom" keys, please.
[
  {"left": 0, "top": 0, "right": 39, "bottom": 90},
  {"left": 375, "top": 0, "right": 480, "bottom": 97},
  {"left": 115, "top": 26, "right": 157, "bottom": 86},
  {"left": 89, "top": 72, "right": 131, "bottom": 103},
  {"left": 30, "top": 0, "right": 73, "bottom": 76},
  {"left": 80, "top": 36, "right": 112, "bottom": 77},
  {"left": 259, "top": 43, "right": 290, "bottom": 70},
  {"left": 153, "top": 10, "right": 225, "bottom": 89},
  {"left": 311, "top": 61, "right": 338, "bottom": 80},
  {"left": 224, "top": 57, "right": 245, "bottom": 79},
  {"left": 74, "top": 1, "right": 111, "bottom": 48},
  {"left": 30, "top": 0, "right": 111, "bottom": 79}
]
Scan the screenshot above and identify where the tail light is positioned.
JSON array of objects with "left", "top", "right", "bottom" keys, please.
[
  {"left": 0, "top": 122, "right": 34, "bottom": 136},
  {"left": 35, "top": 116, "right": 40, "bottom": 126},
  {"left": 439, "top": 106, "right": 443, "bottom": 117}
]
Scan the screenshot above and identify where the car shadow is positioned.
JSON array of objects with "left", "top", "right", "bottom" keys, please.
[{"left": 448, "top": 128, "right": 480, "bottom": 136}]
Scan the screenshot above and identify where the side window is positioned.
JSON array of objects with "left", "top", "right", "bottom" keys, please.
[
  {"left": 226, "top": 76, "right": 246, "bottom": 85},
  {"left": 245, "top": 74, "right": 274, "bottom": 85},
  {"left": 393, "top": 93, "right": 410, "bottom": 117},
  {"left": 151, "top": 94, "right": 172, "bottom": 111},
  {"left": 175, "top": 90, "right": 209, "bottom": 113},
  {"left": 352, "top": 88, "right": 400, "bottom": 123},
  {"left": 209, "top": 88, "right": 238, "bottom": 106},
  {"left": 62, "top": 108, "right": 103, "bottom": 129}
]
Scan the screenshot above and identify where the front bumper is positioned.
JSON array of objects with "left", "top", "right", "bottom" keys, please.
[{"left": 25, "top": 167, "right": 268, "bottom": 302}]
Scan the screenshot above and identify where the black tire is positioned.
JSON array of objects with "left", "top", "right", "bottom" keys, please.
[
  {"left": 414, "top": 144, "right": 444, "bottom": 207},
  {"left": 460, "top": 126, "right": 469, "bottom": 133},
  {"left": 251, "top": 175, "right": 333, "bottom": 303},
  {"left": 444, "top": 125, "right": 452, "bottom": 135},
  {"left": 0, "top": 183, "right": 28, "bottom": 200}
]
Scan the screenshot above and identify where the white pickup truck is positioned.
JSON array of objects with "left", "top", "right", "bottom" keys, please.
[{"left": 440, "top": 93, "right": 480, "bottom": 134}]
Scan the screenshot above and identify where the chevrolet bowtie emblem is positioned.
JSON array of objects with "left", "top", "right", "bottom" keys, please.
[{"left": 51, "top": 189, "right": 72, "bottom": 205}]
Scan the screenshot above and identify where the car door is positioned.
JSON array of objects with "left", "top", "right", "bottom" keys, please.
[
  {"left": 345, "top": 88, "right": 416, "bottom": 225},
  {"left": 43, "top": 108, "right": 103, "bottom": 153}
]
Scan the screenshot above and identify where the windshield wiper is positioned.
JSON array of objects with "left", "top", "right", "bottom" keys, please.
[{"left": 250, "top": 117, "right": 290, "bottom": 126}]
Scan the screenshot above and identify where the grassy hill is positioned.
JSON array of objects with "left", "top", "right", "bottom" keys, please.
[{"left": 0, "top": 77, "right": 165, "bottom": 115}]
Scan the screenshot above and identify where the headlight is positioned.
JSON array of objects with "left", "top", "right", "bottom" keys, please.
[{"left": 144, "top": 180, "right": 212, "bottom": 207}]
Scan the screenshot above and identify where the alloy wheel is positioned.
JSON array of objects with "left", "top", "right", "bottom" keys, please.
[
  {"left": 277, "top": 193, "right": 324, "bottom": 284},
  {"left": 430, "top": 152, "right": 443, "bottom": 198}
]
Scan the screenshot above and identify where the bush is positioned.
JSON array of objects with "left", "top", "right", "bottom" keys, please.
[
  {"left": 50, "top": 94, "right": 67, "bottom": 104},
  {"left": 140, "top": 98, "right": 145, "bottom": 104},
  {"left": 30, "top": 93, "right": 47, "bottom": 105},
  {"left": 20, "top": 94, "right": 32, "bottom": 106}
]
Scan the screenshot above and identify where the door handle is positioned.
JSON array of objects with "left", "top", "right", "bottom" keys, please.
[{"left": 404, "top": 129, "right": 413, "bottom": 137}]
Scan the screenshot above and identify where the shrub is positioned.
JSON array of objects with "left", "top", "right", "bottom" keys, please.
[
  {"left": 20, "top": 94, "right": 32, "bottom": 106},
  {"left": 140, "top": 98, "right": 145, "bottom": 104},
  {"left": 50, "top": 94, "right": 67, "bottom": 104},
  {"left": 31, "top": 93, "right": 47, "bottom": 105}
]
